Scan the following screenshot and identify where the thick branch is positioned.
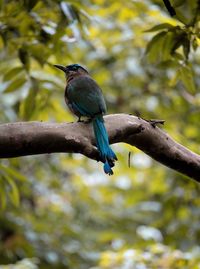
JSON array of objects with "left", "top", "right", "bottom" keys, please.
[{"left": 0, "top": 114, "right": 200, "bottom": 182}]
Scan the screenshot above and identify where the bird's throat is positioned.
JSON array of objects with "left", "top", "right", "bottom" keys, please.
[
  {"left": 67, "top": 72, "right": 88, "bottom": 84},
  {"left": 67, "top": 74, "right": 75, "bottom": 83}
]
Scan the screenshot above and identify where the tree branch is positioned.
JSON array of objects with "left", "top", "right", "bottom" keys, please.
[
  {"left": 162, "top": 0, "right": 176, "bottom": 16},
  {"left": 0, "top": 114, "right": 200, "bottom": 182}
]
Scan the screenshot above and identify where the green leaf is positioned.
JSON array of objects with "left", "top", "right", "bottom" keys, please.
[
  {"left": 162, "top": 31, "right": 176, "bottom": 61},
  {"left": 175, "top": 10, "right": 189, "bottom": 25},
  {"left": 173, "top": 52, "right": 184, "bottom": 61},
  {"left": 3, "top": 66, "right": 24, "bottom": 82},
  {"left": 18, "top": 47, "right": 30, "bottom": 71},
  {"left": 169, "top": 70, "right": 179, "bottom": 87},
  {"left": 0, "top": 164, "right": 26, "bottom": 182},
  {"left": 145, "top": 23, "right": 174, "bottom": 32},
  {"left": 173, "top": 0, "right": 185, "bottom": 8},
  {"left": 179, "top": 65, "right": 196, "bottom": 93},
  {"left": 19, "top": 77, "right": 39, "bottom": 120},
  {"left": 5, "top": 175, "right": 20, "bottom": 207},
  {"left": 145, "top": 31, "right": 168, "bottom": 63},
  {"left": 192, "top": 37, "right": 198, "bottom": 51},
  {"left": 4, "top": 77, "right": 26, "bottom": 93},
  {"left": 171, "top": 34, "right": 185, "bottom": 53},
  {"left": 183, "top": 38, "right": 190, "bottom": 60},
  {"left": 30, "top": 43, "right": 50, "bottom": 66},
  {"left": 0, "top": 187, "right": 7, "bottom": 210},
  {"left": 24, "top": 0, "right": 38, "bottom": 11}
]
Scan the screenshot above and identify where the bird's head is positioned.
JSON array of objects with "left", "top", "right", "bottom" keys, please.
[{"left": 54, "top": 63, "right": 88, "bottom": 78}]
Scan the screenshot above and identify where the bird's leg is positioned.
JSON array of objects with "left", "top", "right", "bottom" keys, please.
[{"left": 77, "top": 116, "right": 84, "bottom": 122}]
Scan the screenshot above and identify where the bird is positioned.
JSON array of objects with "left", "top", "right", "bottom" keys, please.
[{"left": 54, "top": 63, "right": 117, "bottom": 175}]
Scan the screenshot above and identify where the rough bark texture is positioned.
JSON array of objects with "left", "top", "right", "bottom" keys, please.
[{"left": 0, "top": 114, "right": 200, "bottom": 182}]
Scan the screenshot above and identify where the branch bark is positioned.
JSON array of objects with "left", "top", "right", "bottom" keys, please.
[{"left": 0, "top": 114, "right": 200, "bottom": 182}]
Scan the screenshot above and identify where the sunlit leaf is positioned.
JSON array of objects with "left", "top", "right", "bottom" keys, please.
[
  {"left": 3, "top": 66, "right": 24, "bottom": 82},
  {"left": 169, "top": 70, "right": 179, "bottom": 87},
  {"left": 0, "top": 164, "right": 26, "bottom": 182},
  {"left": 4, "top": 77, "right": 26, "bottom": 93},
  {"left": 179, "top": 65, "right": 196, "bottom": 93},
  {"left": 145, "top": 23, "right": 174, "bottom": 32},
  {"left": 192, "top": 37, "right": 198, "bottom": 51}
]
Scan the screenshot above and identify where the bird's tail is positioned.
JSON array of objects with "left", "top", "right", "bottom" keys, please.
[{"left": 92, "top": 115, "right": 117, "bottom": 175}]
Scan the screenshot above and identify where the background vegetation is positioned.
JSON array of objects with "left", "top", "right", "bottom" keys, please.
[{"left": 0, "top": 0, "right": 200, "bottom": 268}]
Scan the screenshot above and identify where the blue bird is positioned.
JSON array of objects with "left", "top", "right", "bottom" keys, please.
[{"left": 54, "top": 63, "right": 117, "bottom": 175}]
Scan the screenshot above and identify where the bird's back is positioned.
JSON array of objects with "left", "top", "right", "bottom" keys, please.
[{"left": 65, "top": 75, "right": 107, "bottom": 116}]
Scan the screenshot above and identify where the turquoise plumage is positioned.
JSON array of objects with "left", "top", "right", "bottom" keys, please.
[{"left": 54, "top": 63, "right": 117, "bottom": 175}]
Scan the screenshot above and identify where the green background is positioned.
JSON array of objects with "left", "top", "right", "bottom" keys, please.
[{"left": 0, "top": 0, "right": 200, "bottom": 268}]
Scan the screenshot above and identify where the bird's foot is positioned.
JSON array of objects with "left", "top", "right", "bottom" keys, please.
[{"left": 77, "top": 118, "right": 84, "bottom": 123}]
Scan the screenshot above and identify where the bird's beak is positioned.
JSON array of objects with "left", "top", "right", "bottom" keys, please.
[{"left": 54, "top": 64, "right": 66, "bottom": 72}]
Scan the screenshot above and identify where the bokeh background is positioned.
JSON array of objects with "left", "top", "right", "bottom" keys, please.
[{"left": 0, "top": 0, "right": 200, "bottom": 268}]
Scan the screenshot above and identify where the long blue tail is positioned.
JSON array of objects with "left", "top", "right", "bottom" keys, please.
[{"left": 93, "top": 115, "right": 117, "bottom": 175}]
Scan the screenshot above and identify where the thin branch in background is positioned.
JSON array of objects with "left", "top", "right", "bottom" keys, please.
[
  {"left": 163, "top": 0, "right": 176, "bottom": 16},
  {"left": 128, "top": 152, "right": 131, "bottom": 168}
]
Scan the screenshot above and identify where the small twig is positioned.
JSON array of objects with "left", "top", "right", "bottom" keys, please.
[
  {"left": 148, "top": 119, "right": 165, "bottom": 128},
  {"left": 163, "top": 0, "right": 176, "bottom": 16},
  {"left": 142, "top": 118, "right": 165, "bottom": 128},
  {"left": 128, "top": 152, "right": 131, "bottom": 168}
]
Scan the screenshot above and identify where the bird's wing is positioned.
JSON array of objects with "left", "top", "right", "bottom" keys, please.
[{"left": 67, "top": 75, "right": 107, "bottom": 116}]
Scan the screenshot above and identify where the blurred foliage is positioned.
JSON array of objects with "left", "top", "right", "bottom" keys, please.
[{"left": 0, "top": 0, "right": 200, "bottom": 268}]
